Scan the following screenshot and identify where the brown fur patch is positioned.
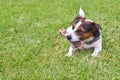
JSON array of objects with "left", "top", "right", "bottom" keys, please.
[
  {"left": 77, "top": 26, "right": 85, "bottom": 31},
  {"left": 79, "top": 32, "right": 93, "bottom": 40}
]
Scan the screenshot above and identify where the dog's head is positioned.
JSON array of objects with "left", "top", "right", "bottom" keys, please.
[{"left": 66, "top": 8, "right": 101, "bottom": 42}]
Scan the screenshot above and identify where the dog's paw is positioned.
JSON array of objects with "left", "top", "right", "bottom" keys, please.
[
  {"left": 66, "top": 54, "right": 72, "bottom": 57},
  {"left": 91, "top": 53, "right": 98, "bottom": 57}
]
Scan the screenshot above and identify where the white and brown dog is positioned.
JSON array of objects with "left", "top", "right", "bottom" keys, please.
[{"left": 66, "top": 8, "right": 102, "bottom": 57}]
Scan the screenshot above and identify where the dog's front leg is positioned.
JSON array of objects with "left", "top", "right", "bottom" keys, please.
[
  {"left": 66, "top": 46, "right": 77, "bottom": 57},
  {"left": 92, "top": 40, "right": 102, "bottom": 57},
  {"left": 91, "top": 47, "right": 102, "bottom": 57}
]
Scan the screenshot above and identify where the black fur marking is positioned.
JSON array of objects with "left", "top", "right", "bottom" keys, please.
[
  {"left": 92, "top": 22, "right": 100, "bottom": 38},
  {"left": 81, "top": 23, "right": 93, "bottom": 32},
  {"left": 93, "top": 29, "right": 100, "bottom": 38}
]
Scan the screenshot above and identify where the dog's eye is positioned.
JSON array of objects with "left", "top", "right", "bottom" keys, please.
[{"left": 76, "top": 30, "right": 85, "bottom": 34}]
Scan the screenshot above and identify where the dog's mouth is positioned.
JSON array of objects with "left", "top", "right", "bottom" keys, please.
[
  {"left": 71, "top": 41, "right": 84, "bottom": 50},
  {"left": 71, "top": 41, "right": 81, "bottom": 48}
]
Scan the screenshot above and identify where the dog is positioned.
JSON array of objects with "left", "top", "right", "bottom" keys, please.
[{"left": 66, "top": 8, "right": 102, "bottom": 57}]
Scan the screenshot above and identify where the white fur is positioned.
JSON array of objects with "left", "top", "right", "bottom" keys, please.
[
  {"left": 66, "top": 46, "right": 78, "bottom": 57},
  {"left": 74, "top": 21, "right": 81, "bottom": 31},
  {"left": 85, "top": 19, "right": 93, "bottom": 22},
  {"left": 79, "top": 8, "right": 85, "bottom": 18}
]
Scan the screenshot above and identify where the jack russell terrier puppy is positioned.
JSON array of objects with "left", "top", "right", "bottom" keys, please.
[{"left": 60, "top": 8, "right": 102, "bottom": 57}]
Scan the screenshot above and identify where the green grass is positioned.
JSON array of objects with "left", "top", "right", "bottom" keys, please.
[{"left": 0, "top": 0, "right": 120, "bottom": 80}]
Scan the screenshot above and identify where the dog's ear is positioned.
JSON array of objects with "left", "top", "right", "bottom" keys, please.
[
  {"left": 91, "top": 22, "right": 100, "bottom": 38},
  {"left": 91, "top": 22, "right": 102, "bottom": 30},
  {"left": 79, "top": 7, "right": 85, "bottom": 18}
]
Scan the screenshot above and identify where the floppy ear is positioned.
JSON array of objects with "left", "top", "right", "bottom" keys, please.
[
  {"left": 90, "top": 22, "right": 95, "bottom": 29},
  {"left": 79, "top": 7, "right": 85, "bottom": 18},
  {"left": 91, "top": 22, "right": 100, "bottom": 38},
  {"left": 91, "top": 22, "right": 101, "bottom": 30}
]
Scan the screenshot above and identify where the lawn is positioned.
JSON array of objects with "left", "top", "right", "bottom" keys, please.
[{"left": 0, "top": 0, "right": 120, "bottom": 80}]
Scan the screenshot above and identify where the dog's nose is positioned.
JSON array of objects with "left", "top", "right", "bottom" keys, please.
[{"left": 67, "top": 35, "right": 72, "bottom": 40}]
